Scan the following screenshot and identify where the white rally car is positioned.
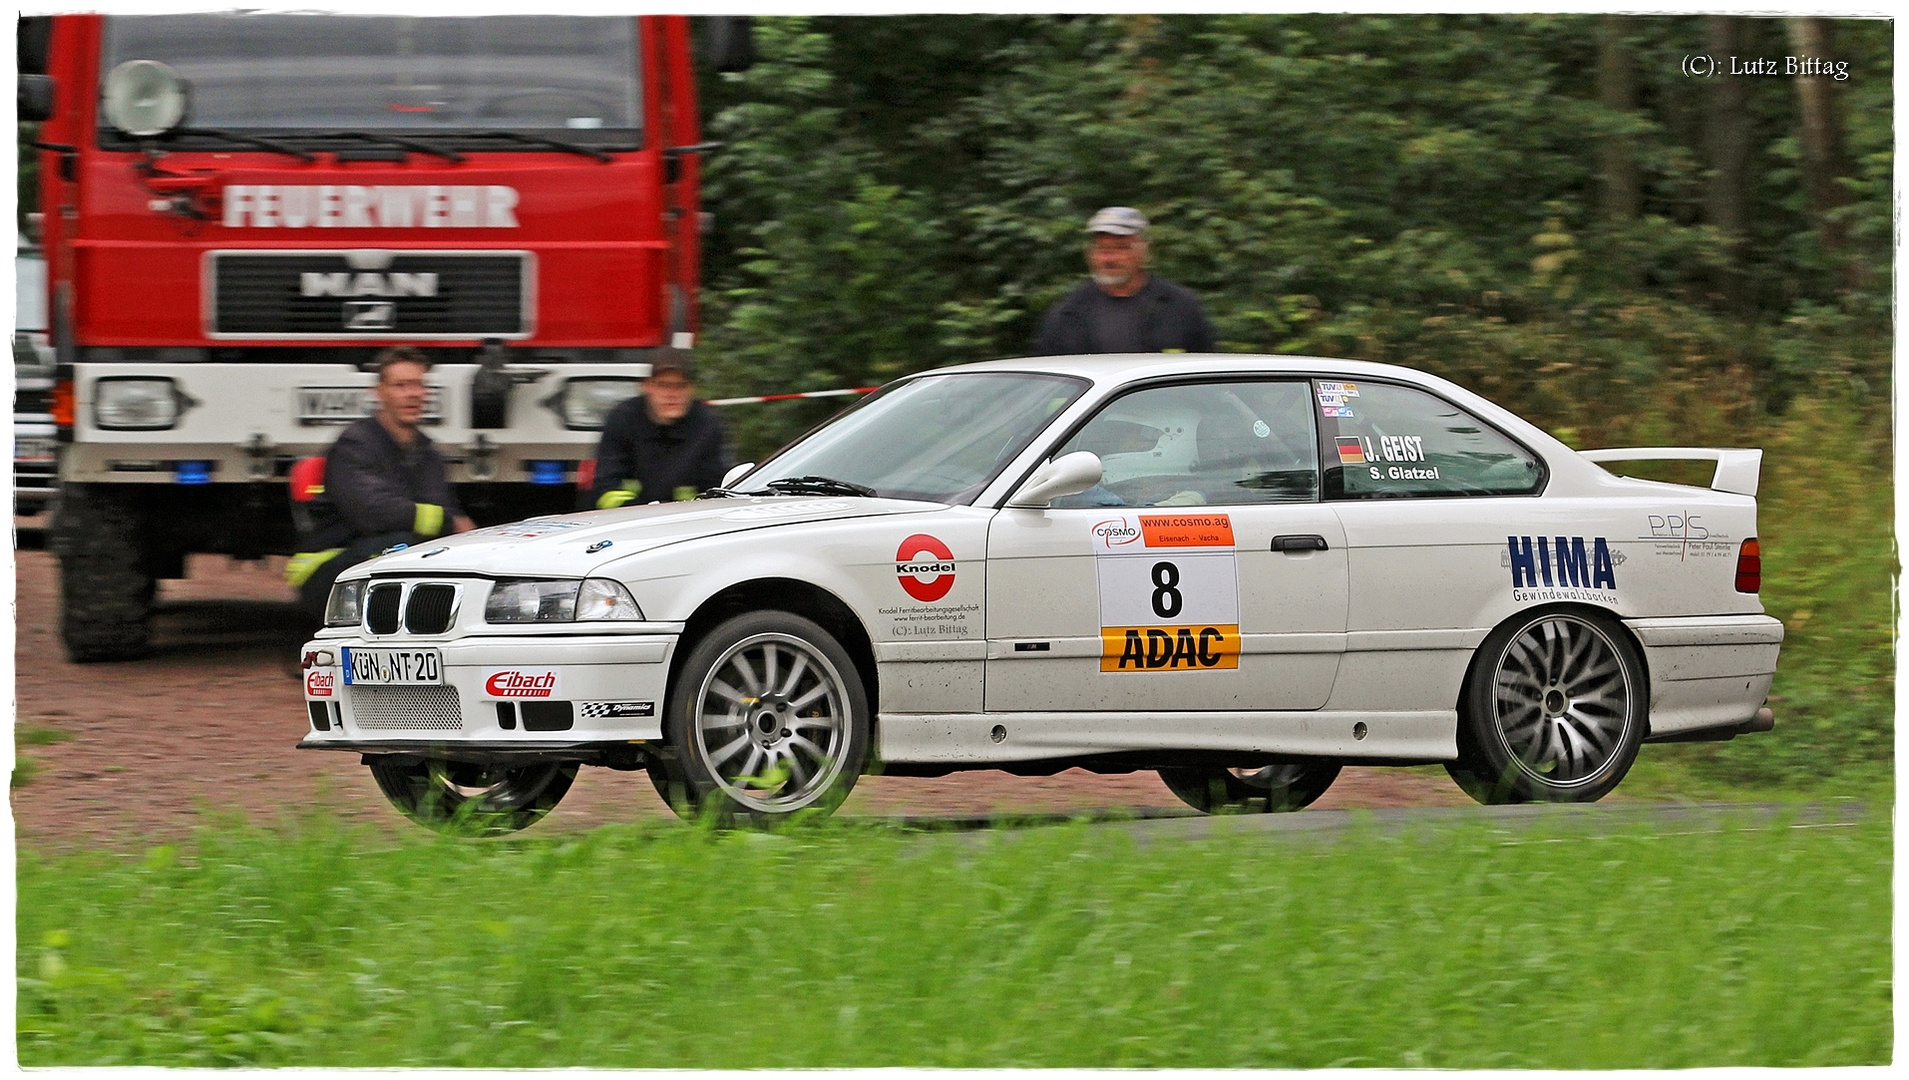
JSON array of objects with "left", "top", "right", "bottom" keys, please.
[{"left": 298, "top": 354, "right": 1781, "bottom": 830}]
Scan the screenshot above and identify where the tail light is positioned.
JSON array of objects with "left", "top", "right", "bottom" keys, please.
[
  {"left": 1735, "top": 537, "right": 1762, "bottom": 593},
  {"left": 51, "top": 376, "right": 75, "bottom": 434}
]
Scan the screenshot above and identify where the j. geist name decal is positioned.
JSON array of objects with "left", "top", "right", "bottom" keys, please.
[
  {"left": 1096, "top": 514, "right": 1242, "bottom": 672},
  {"left": 1508, "top": 534, "right": 1618, "bottom": 603}
]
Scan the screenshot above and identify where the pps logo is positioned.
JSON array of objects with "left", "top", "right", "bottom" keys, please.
[
  {"left": 895, "top": 534, "right": 956, "bottom": 602},
  {"left": 1092, "top": 517, "right": 1141, "bottom": 549}
]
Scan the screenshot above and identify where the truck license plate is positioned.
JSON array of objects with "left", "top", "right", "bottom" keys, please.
[
  {"left": 297, "top": 386, "right": 442, "bottom": 425},
  {"left": 14, "top": 434, "right": 56, "bottom": 462},
  {"left": 342, "top": 647, "right": 443, "bottom": 686}
]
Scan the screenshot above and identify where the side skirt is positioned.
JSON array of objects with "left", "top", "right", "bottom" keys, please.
[{"left": 875, "top": 710, "right": 1457, "bottom": 765}]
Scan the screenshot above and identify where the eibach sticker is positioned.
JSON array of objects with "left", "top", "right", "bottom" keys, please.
[
  {"left": 1094, "top": 514, "right": 1241, "bottom": 672},
  {"left": 305, "top": 668, "right": 336, "bottom": 697},
  {"left": 894, "top": 534, "right": 956, "bottom": 602},
  {"left": 483, "top": 668, "right": 561, "bottom": 698}
]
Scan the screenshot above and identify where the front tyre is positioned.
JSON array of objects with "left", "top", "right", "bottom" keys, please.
[
  {"left": 53, "top": 485, "right": 156, "bottom": 662},
  {"left": 656, "top": 611, "right": 870, "bottom": 823},
  {"left": 1447, "top": 609, "right": 1645, "bottom": 805},
  {"left": 368, "top": 758, "right": 576, "bottom": 834},
  {"left": 1158, "top": 762, "right": 1341, "bottom": 814}
]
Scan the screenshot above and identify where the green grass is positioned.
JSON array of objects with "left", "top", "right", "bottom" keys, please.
[
  {"left": 12, "top": 725, "right": 74, "bottom": 790},
  {"left": 17, "top": 810, "right": 1891, "bottom": 1067}
]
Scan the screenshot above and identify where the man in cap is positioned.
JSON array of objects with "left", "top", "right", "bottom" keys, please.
[
  {"left": 585, "top": 351, "right": 731, "bottom": 509},
  {"left": 1031, "top": 206, "right": 1217, "bottom": 356}
]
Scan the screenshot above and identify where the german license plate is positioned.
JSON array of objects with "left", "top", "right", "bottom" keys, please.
[
  {"left": 342, "top": 647, "right": 442, "bottom": 686},
  {"left": 297, "top": 386, "right": 442, "bottom": 425}
]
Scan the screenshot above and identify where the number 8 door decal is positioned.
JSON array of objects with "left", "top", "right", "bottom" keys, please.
[{"left": 1093, "top": 515, "right": 1241, "bottom": 672}]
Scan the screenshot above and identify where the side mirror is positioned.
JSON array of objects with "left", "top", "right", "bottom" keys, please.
[
  {"left": 18, "top": 74, "right": 54, "bottom": 122},
  {"left": 721, "top": 462, "right": 755, "bottom": 488},
  {"left": 1007, "top": 451, "right": 1103, "bottom": 509},
  {"left": 700, "top": 16, "right": 755, "bottom": 73}
]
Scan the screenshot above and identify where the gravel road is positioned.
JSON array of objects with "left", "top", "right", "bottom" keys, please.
[{"left": 11, "top": 548, "right": 1473, "bottom": 851}]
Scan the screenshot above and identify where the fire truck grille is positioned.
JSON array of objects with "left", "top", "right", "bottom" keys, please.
[
  {"left": 350, "top": 685, "right": 464, "bottom": 731},
  {"left": 209, "top": 251, "right": 528, "bottom": 338},
  {"left": 405, "top": 584, "right": 457, "bottom": 634}
]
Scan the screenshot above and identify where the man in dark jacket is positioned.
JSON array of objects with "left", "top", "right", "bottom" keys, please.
[
  {"left": 288, "top": 346, "right": 474, "bottom": 619},
  {"left": 1031, "top": 206, "right": 1217, "bottom": 356},
  {"left": 585, "top": 351, "right": 730, "bottom": 509}
]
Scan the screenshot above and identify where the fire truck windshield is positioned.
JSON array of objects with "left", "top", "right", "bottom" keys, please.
[{"left": 100, "top": 15, "right": 641, "bottom": 144}]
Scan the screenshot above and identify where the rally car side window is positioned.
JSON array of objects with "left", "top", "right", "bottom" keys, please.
[
  {"left": 1050, "top": 380, "right": 1318, "bottom": 508},
  {"left": 1314, "top": 380, "right": 1544, "bottom": 499}
]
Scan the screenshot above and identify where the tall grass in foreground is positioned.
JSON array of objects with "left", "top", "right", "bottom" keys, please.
[{"left": 17, "top": 811, "right": 1890, "bottom": 1067}]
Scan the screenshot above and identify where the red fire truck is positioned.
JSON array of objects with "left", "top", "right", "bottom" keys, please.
[{"left": 18, "top": 13, "right": 747, "bottom": 661}]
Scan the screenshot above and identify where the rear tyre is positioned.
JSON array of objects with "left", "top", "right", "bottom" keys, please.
[
  {"left": 1158, "top": 762, "right": 1341, "bottom": 814},
  {"left": 653, "top": 611, "right": 869, "bottom": 823},
  {"left": 1447, "top": 608, "right": 1645, "bottom": 805},
  {"left": 53, "top": 485, "right": 155, "bottom": 662},
  {"left": 368, "top": 758, "right": 576, "bottom": 835}
]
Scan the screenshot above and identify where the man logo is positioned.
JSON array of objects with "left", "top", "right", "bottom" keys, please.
[
  {"left": 895, "top": 534, "right": 956, "bottom": 602},
  {"left": 301, "top": 271, "right": 439, "bottom": 298}
]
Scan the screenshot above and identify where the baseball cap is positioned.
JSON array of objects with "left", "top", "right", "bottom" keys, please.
[
  {"left": 647, "top": 351, "right": 695, "bottom": 381},
  {"left": 1085, "top": 206, "right": 1149, "bottom": 236}
]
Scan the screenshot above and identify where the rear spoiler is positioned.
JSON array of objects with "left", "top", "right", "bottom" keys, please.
[{"left": 1579, "top": 448, "right": 1764, "bottom": 497}]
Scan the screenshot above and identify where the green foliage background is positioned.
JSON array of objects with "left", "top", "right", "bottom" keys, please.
[{"left": 687, "top": 14, "right": 1892, "bottom": 792}]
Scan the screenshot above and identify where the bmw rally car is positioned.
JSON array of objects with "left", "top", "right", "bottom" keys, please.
[{"left": 298, "top": 354, "right": 1781, "bottom": 830}]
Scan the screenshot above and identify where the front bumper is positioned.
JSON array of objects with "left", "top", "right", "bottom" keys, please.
[{"left": 298, "top": 630, "right": 679, "bottom": 750}]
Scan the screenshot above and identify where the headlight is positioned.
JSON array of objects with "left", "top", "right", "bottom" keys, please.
[
  {"left": 486, "top": 578, "right": 644, "bottom": 623},
  {"left": 325, "top": 580, "right": 366, "bottom": 626},
  {"left": 556, "top": 377, "right": 641, "bottom": 430},
  {"left": 94, "top": 377, "right": 182, "bottom": 430}
]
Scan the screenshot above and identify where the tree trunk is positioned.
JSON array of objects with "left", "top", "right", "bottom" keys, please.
[
  {"left": 1785, "top": 17, "right": 1852, "bottom": 259},
  {"left": 1597, "top": 16, "right": 1640, "bottom": 224},
  {"left": 1702, "top": 16, "right": 1751, "bottom": 308}
]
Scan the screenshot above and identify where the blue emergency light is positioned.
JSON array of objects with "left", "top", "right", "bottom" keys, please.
[
  {"left": 173, "top": 460, "right": 212, "bottom": 484},
  {"left": 528, "top": 460, "right": 567, "bottom": 485}
]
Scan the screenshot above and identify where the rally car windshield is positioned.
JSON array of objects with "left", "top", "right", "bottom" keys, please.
[
  {"left": 737, "top": 372, "right": 1090, "bottom": 505},
  {"left": 100, "top": 15, "right": 641, "bottom": 144}
]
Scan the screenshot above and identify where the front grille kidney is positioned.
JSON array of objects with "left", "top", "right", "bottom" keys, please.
[{"left": 405, "top": 584, "right": 457, "bottom": 634}]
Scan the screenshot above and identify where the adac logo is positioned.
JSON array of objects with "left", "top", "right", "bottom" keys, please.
[
  {"left": 1092, "top": 517, "right": 1141, "bottom": 547},
  {"left": 1508, "top": 535, "right": 1617, "bottom": 590},
  {"left": 305, "top": 669, "right": 335, "bottom": 698},
  {"left": 485, "top": 669, "right": 559, "bottom": 698},
  {"left": 895, "top": 534, "right": 956, "bottom": 602}
]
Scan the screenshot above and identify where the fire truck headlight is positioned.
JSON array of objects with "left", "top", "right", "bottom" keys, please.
[
  {"left": 94, "top": 377, "right": 183, "bottom": 430},
  {"left": 555, "top": 377, "right": 641, "bottom": 430}
]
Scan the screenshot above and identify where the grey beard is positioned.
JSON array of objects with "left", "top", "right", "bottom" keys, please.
[{"left": 1092, "top": 272, "right": 1135, "bottom": 289}]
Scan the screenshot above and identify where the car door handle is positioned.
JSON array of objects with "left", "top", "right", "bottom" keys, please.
[{"left": 1271, "top": 534, "right": 1329, "bottom": 553}]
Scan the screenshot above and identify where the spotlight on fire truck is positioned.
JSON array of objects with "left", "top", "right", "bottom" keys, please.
[{"left": 102, "top": 59, "right": 189, "bottom": 137}]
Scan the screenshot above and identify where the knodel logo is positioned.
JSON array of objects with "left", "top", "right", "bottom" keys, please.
[
  {"left": 485, "top": 669, "right": 559, "bottom": 698},
  {"left": 895, "top": 534, "right": 956, "bottom": 602}
]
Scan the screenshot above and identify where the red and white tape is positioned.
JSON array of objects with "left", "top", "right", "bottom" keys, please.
[{"left": 704, "top": 387, "right": 879, "bottom": 407}]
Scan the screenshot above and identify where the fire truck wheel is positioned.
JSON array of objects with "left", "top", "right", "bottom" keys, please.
[{"left": 54, "top": 485, "right": 156, "bottom": 663}]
